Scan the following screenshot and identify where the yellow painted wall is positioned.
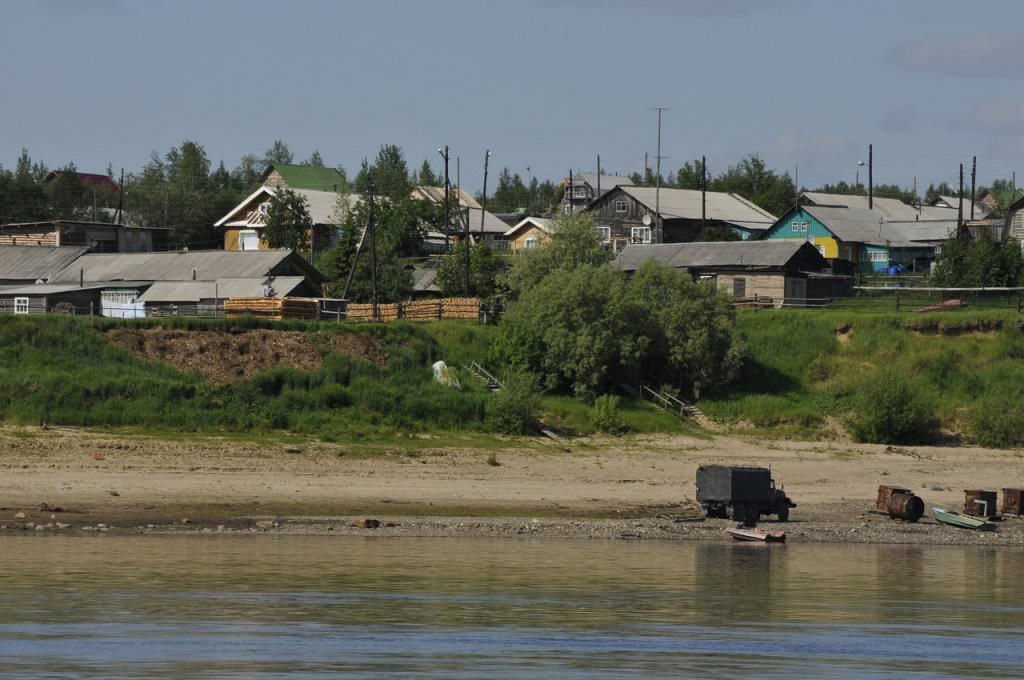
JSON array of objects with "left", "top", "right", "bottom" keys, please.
[
  {"left": 509, "top": 226, "right": 550, "bottom": 252},
  {"left": 811, "top": 236, "right": 839, "bottom": 259}
]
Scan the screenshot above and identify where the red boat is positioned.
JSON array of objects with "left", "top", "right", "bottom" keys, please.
[{"left": 726, "top": 526, "right": 786, "bottom": 542}]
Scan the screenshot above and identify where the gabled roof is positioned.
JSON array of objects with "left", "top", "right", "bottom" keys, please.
[
  {"left": 613, "top": 240, "right": 825, "bottom": 272},
  {"left": 215, "top": 186, "right": 350, "bottom": 227},
  {"left": 463, "top": 207, "right": 510, "bottom": 235},
  {"left": 411, "top": 185, "right": 482, "bottom": 209},
  {"left": 0, "top": 245, "right": 90, "bottom": 282},
  {"left": 929, "top": 195, "right": 991, "bottom": 217},
  {"left": 609, "top": 186, "right": 777, "bottom": 225},
  {"left": 888, "top": 220, "right": 959, "bottom": 243},
  {"left": 137, "top": 276, "right": 308, "bottom": 302},
  {"left": 261, "top": 164, "right": 345, "bottom": 191},
  {"left": 50, "top": 250, "right": 324, "bottom": 284},
  {"left": 801, "top": 205, "right": 912, "bottom": 247},
  {"left": 800, "top": 191, "right": 957, "bottom": 222},
  {"left": 573, "top": 172, "right": 633, "bottom": 197},
  {"left": 503, "top": 216, "right": 554, "bottom": 239}
]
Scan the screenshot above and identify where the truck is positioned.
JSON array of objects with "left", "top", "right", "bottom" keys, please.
[{"left": 696, "top": 465, "right": 795, "bottom": 523}]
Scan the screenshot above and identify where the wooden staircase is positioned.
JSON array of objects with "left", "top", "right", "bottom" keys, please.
[
  {"left": 641, "top": 385, "right": 702, "bottom": 418},
  {"left": 469, "top": 362, "right": 504, "bottom": 391}
]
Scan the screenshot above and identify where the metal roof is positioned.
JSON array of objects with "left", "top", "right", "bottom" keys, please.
[
  {"left": 262, "top": 164, "right": 345, "bottom": 191},
  {"left": 137, "top": 276, "right": 307, "bottom": 302},
  {"left": 613, "top": 240, "right": 819, "bottom": 272},
  {"left": 616, "top": 186, "right": 777, "bottom": 224},
  {"left": 930, "top": 195, "right": 992, "bottom": 217},
  {"left": 574, "top": 173, "right": 633, "bottom": 196},
  {"left": 463, "top": 208, "right": 509, "bottom": 234},
  {"left": 802, "top": 205, "right": 912, "bottom": 247},
  {"left": 0, "top": 245, "right": 90, "bottom": 282},
  {"left": 411, "top": 261, "right": 440, "bottom": 293},
  {"left": 0, "top": 281, "right": 148, "bottom": 295},
  {"left": 503, "top": 217, "right": 553, "bottom": 238},
  {"left": 888, "top": 220, "right": 959, "bottom": 243},
  {"left": 411, "top": 185, "right": 482, "bottom": 209},
  {"left": 215, "top": 186, "right": 350, "bottom": 227},
  {"left": 50, "top": 250, "right": 322, "bottom": 284},
  {"left": 800, "top": 191, "right": 959, "bottom": 222}
]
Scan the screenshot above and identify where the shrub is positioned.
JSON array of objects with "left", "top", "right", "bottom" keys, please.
[
  {"left": 968, "top": 399, "right": 1024, "bottom": 448},
  {"left": 845, "top": 373, "right": 939, "bottom": 444},
  {"left": 590, "top": 395, "right": 626, "bottom": 435},
  {"left": 485, "top": 371, "right": 541, "bottom": 435}
]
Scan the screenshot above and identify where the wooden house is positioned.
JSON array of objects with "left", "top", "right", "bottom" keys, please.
[
  {"left": 0, "top": 220, "right": 169, "bottom": 253},
  {"left": 215, "top": 186, "right": 355, "bottom": 253},
  {"left": 563, "top": 172, "right": 633, "bottom": 213},
  {"left": 613, "top": 240, "right": 848, "bottom": 306},
  {"left": 503, "top": 217, "right": 554, "bottom": 252},
  {"left": 1006, "top": 194, "right": 1024, "bottom": 243},
  {"left": 587, "top": 186, "right": 777, "bottom": 250}
]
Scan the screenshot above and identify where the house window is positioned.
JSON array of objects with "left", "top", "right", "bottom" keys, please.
[
  {"left": 524, "top": 238, "right": 539, "bottom": 250},
  {"left": 614, "top": 200, "right": 627, "bottom": 213},
  {"left": 791, "top": 221, "right": 799, "bottom": 233},
  {"left": 259, "top": 203, "right": 271, "bottom": 215},
  {"left": 573, "top": 186, "right": 587, "bottom": 198},
  {"left": 596, "top": 226, "right": 611, "bottom": 243},
  {"left": 733, "top": 278, "right": 746, "bottom": 298},
  {"left": 14, "top": 297, "right": 29, "bottom": 314},
  {"left": 800, "top": 221, "right": 808, "bottom": 233},
  {"left": 868, "top": 251, "right": 887, "bottom": 262},
  {"left": 631, "top": 227, "right": 652, "bottom": 243},
  {"left": 240, "top": 229, "right": 260, "bottom": 251}
]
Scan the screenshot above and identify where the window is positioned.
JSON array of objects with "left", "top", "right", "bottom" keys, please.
[
  {"left": 615, "top": 200, "right": 628, "bottom": 213},
  {"left": 524, "top": 238, "right": 538, "bottom": 250},
  {"left": 800, "top": 221, "right": 808, "bottom": 233},
  {"left": 14, "top": 297, "right": 28, "bottom": 314},
  {"left": 573, "top": 186, "right": 587, "bottom": 198},
  {"left": 791, "top": 221, "right": 799, "bottom": 233},
  {"left": 733, "top": 278, "right": 746, "bottom": 298},
  {"left": 259, "top": 202, "right": 270, "bottom": 215},
  {"left": 868, "top": 251, "right": 887, "bottom": 262},
  {"left": 596, "top": 226, "right": 611, "bottom": 243},
  {"left": 631, "top": 226, "right": 652, "bottom": 243}
]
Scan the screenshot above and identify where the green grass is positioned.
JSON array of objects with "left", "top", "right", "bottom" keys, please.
[{"left": 699, "top": 308, "right": 1024, "bottom": 444}]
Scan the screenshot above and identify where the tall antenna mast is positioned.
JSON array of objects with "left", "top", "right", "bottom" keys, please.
[{"left": 653, "top": 107, "right": 668, "bottom": 243}]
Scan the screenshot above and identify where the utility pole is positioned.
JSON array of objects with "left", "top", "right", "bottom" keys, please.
[
  {"left": 567, "top": 168, "right": 573, "bottom": 213},
  {"left": 958, "top": 163, "right": 964, "bottom": 237},
  {"left": 653, "top": 107, "right": 668, "bottom": 243},
  {"left": 456, "top": 156, "right": 461, "bottom": 195},
  {"left": 868, "top": 143, "right": 874, "bottom": 210},
  {"left": 438, "top": 146, "right": 450, "bottom": 254},
  {"left": 368, "top": 181, "right": 378, "bottom": 321},
  {"left": 794, "top": 165, "right": 799, "bottom": 207},
  {"left": 480, "top": 149, "right": 490, "bottom": 235},
  {"left": 913, "top": 177, "right": 919, "bottom": 213},
  {"left": 526, "top": 166, "right": 532, "bottom": 214},
  {"left": 701, "top": 155, "right": 707, "bottom": 231},
  {"left": 596, "top": 155, "right": 601, "bottom": 198},
  {"left": 970, "top": 155, "right": 977, "bottom": 220}
]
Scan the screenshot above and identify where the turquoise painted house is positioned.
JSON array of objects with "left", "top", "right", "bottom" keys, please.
[{"left": 762, "top": 205, "right": 926, "bottom": 273}]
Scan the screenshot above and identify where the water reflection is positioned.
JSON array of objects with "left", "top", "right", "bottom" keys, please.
[{"left": 0, "top": 536, "right": 1022, "bottom": 678}]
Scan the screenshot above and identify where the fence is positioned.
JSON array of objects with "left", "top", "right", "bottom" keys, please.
[{"left": 733, "top": 287, "right": 1024, "bottom": 312}]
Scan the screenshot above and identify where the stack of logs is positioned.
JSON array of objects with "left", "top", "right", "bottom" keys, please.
[
  {"left": 346, "top": 303, "right": 400, "bottom": 322},
  {"left": 224, "top": 297, "right": 319, "bottom": 320},
  {"left": 346, "top": 297, "right": 481, "bottom": 323}
]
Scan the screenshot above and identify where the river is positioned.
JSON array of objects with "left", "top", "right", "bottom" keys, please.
[{"left": 0, "top": 535, "right": 1021, "bottom": 678}]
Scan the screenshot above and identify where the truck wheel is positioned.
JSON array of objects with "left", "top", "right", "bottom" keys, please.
[
  {"left": 731, "top": 504, "right": 745, "bottom": 522},
  {"left": 746, "top": 503, "right": 760, "bottom": 523},
  {"left": 778, "top": 504, "right": 790, "bottom": 522}
]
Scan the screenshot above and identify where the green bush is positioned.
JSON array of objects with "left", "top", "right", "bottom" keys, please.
[
  {"left": 590, "top": 395, "right": 626, "bottom": 435},
  {"left": 845, "top": 373, "right": 939, "bottom": 444},
  {"left": 485, "top": 371, "right": 541, "bottom": 435},
  {"left": 968, "top": 399, "right": 1024, "bottom": 448}
]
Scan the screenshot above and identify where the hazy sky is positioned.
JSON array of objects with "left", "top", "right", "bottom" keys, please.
[{"left": 3, "top": 0, "right": 1023, "bottom": 193}]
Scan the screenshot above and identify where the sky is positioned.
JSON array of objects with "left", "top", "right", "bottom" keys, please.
[{"left": 2, "top": 0, "right": 1023, "bottom": 195}]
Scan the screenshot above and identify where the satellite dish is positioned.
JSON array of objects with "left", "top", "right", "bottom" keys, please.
[{"left": 641, "top": 214, "right": 652, "bottom": 226}]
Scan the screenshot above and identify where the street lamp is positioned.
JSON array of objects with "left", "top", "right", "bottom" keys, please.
[{"left": 856, "top": 160, "right": 865, "bottom": 192}]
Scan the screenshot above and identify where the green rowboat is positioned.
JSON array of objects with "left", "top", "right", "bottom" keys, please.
[{"left": 932, "top": 507, "right": 997, "bottom": 531}]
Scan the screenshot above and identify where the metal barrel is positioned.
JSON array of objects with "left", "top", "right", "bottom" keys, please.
[
  {"left": 887, "top": 492, "right": 925, "bottom": 522},
  {"left": 964, "top": 489, "right": 998, "bottom": 517},
  {"left": 876, "top": 485, "right": 912, "bottom": 512},
  {"left": 1002, "top": 488, "right": 1023, "bottom": 517}
]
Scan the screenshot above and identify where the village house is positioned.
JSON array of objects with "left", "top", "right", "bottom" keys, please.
[
  {"left": 0, "top": 219, "right": 170, "bottom": 253},
  {"left": 612, "top": 240, "right": 848, "bottom": 306},
  {"left": 502, "top": 217, "right": 553, "bottom": 252},
  {"left": 563, "top": 172, "right": 634, "bottom": 213},
  {"left": 215, "top": 186, "right": 355, "bottom": 253},
  {"left": 587, "top": 186, "right": 777, "bottom": 250},
  {"left": 1005, "top": 194, "right": 1024, "bottom": 244}
]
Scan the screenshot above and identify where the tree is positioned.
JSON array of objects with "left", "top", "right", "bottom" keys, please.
[
  {"left": 415, "top": 159, "right": 439, "bottom": 186},
  {"left": 486, "top": 168, "right": 529, "bottom": 213},
  {"left": 262, "top": 188, "right": 312, "bottom": 251},
  {"left": 47, "top": 164, "right": 92, "bottom": 220},
  {"left": 263, "top": 140, "right": 293, "bottom": 166},
  {"left": 436, "top": 242, "right": 504, "bottom": 297},
  {"left": 675, "top": 159, "right": 708, "bottom": 190},
  {"left": 303, "top": 150, "right": 325, "bottom": 168},
  {"left": 932, "top": 233, "right": 1024, "bottom": 287},
  {"left": 925, "top": 182, "right": 957, "bottom": 204},
  {"left": 354, "top": 145, "right": 411, "bottom": 200},
  {"left": 7, "top": 149, "right": 49, "bottom": 223},
  {"left": 710, "top": 154, "right": 795, "bottom": 217},
  {"left": 503, "top": 211, "right": 610, "bottom": 296}
]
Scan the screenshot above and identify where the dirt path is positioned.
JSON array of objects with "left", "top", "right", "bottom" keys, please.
[{"left": 1, "top": 427, "right": 1022, "bottom": 545}]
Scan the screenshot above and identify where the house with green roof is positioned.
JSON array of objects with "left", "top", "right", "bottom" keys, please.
[{"left": 261, "top": 164, "right": 346, "bottom": 192}]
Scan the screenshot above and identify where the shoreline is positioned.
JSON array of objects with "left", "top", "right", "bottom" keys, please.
[{"left": 1, "top": 426, "right": 1022, "bottom": 546}]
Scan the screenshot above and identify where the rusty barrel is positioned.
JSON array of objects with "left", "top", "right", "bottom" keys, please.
[
  {"left": 887, "top": 492, "right": 924, "bottom": 522},
  {"left": 1001, "top": 488, "right": 1023, "bottom": 517},
  {"left": 963, "top": 489, "right": 998, "bottom": 517},
  {"left": 876, "top": 485, "right": 912, "bottom": 512}
]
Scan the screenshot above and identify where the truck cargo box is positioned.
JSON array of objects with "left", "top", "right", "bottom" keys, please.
[{"left": 696, "top": 465, "right": 772, "bottom": 504}]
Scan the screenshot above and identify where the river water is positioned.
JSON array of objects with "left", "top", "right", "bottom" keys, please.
[{"left": 0, "top": 535, "right": 1021, "bottom": 678}]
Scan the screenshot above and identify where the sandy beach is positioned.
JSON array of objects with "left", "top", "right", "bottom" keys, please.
[{"left": 1, "top": 426, "right": 1022, "bottom": 545}]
